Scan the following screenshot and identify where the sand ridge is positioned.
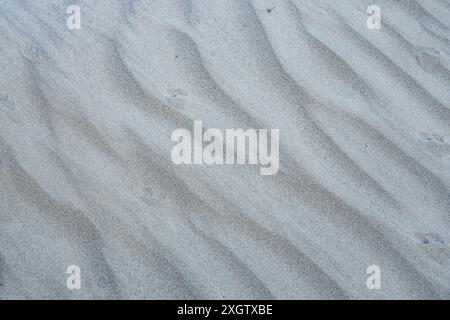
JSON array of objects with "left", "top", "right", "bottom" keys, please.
[{"left": 0, "top": 0, "right": 449, "bottom": 299}]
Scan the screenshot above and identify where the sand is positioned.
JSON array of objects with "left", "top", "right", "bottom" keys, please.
[{"left": 0, "top": 0, "right": 449, "bottom": 299}]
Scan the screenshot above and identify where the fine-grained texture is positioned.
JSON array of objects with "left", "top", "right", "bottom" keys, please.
[{"left": 0, "top": 0, "right": 449, "bottom": 299}]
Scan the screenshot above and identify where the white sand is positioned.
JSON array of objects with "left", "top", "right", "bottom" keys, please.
[{"left": 0, "top": 0, "right": 449, "bottom": 299}]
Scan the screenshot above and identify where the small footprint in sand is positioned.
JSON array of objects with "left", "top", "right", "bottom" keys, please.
[
  {"left": 415, "top": 232, "right": 449, "bottom": 264},
  {"left": 417, "top": 131, "right": 450, "bottom": 157},
  {"left": 416, "top": 232, "right": 445, "bottom": 246},
  {"left": 141, "top": 186, "right": 169, "bottom": 207},
  {"left": 0, "top": 93, "right": 20, "bottom": 122},
  {"left": 414, "top": 47, "right": 443, "bottom": 74},
  {"left": 0, "top": 93, "right": 15, "bottom": 112},
  {"left": 417, "top": 131, "right": 445, "bottom": 144},
  {"left": 21, "top": 44, "right": 46, "bottom": 64},
  {"left": 166, "top": 88, "right": 189, "bottom": 108},
  {"left": 442, "top": 154, "right": 450, "bottom": 166}
]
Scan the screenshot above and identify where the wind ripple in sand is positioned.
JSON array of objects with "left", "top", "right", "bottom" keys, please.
[{"left": 0, "top": 0, "right": 449, "bottom": 299}]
